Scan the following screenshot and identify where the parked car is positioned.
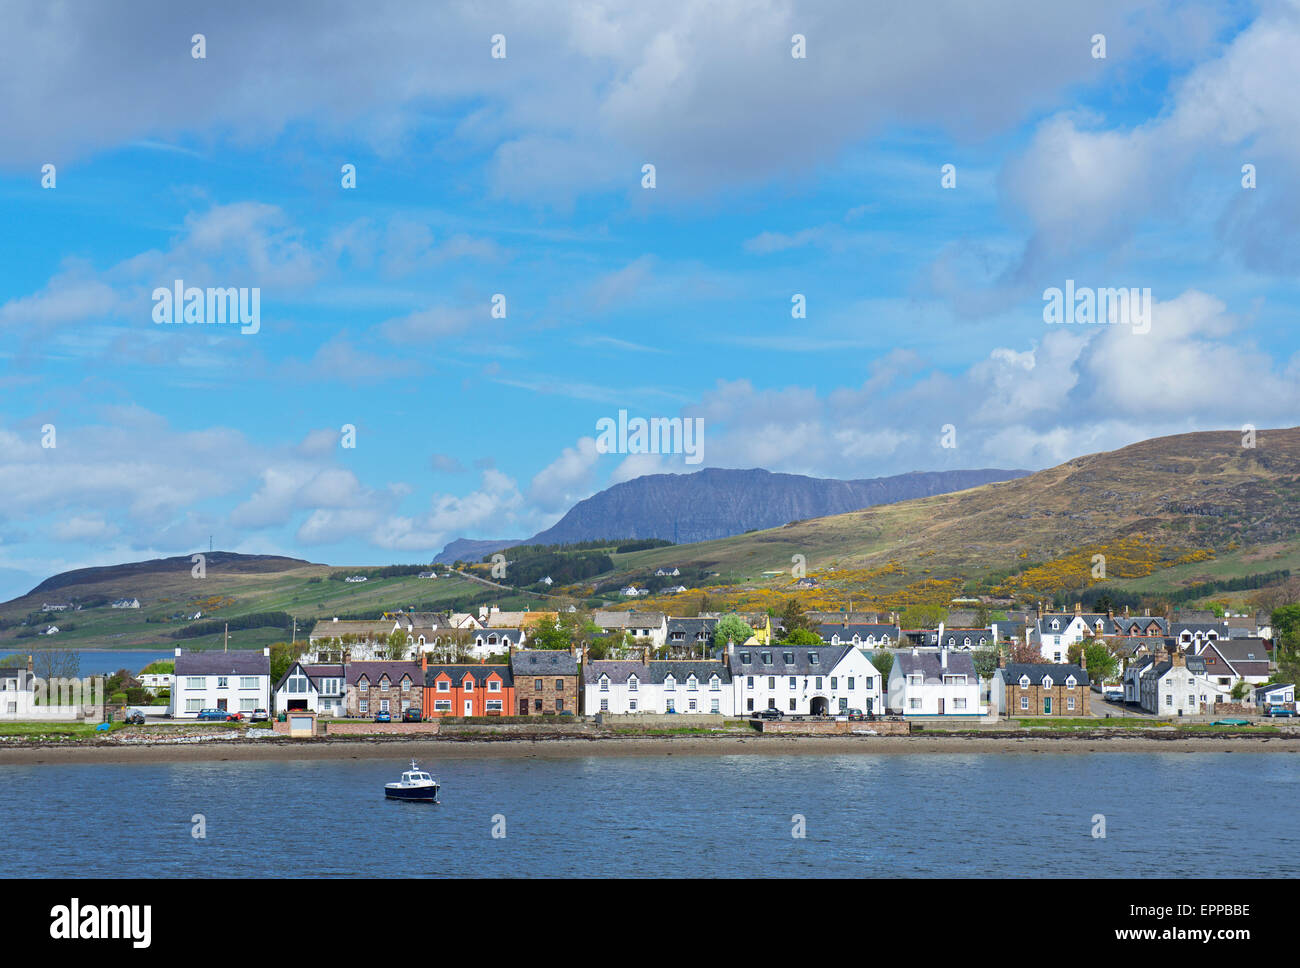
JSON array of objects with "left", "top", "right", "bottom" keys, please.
[
  {"left": 225, "top": 712, "right": 244, "bottom": 722},
  {"left": 250, "top": 708, "right": 269, "bottom": 723},
  {"left": 374, "top": 711, "right": 392, "bottom": 723},
  {"left": 1102, "top": 688, "right": 1124, "bottom": 702},
  {"left": 124, "top": 710, "right": 146, "bottom": 725},
  {"left": 196, "top": 708, "right": 226, "bottom": 721},
  {"left": 1212, "top": 718, "right": 1250, "bottom": 726},
  {"left": 1266, "top": 707, "right": 1296, "bottom": 718},
  {"left": 846, "top": 709, "right": 866, "bottom": 721},
  {"left": 755, "top": 709, "right": 783, "bottom": 720},
  {"left": 401, "top": 709, "right": 422, "bottom": 723}
]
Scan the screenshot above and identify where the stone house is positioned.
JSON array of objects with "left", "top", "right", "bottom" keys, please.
[{"left": 510, "top": 648, "right": 580, "bottom": 715}]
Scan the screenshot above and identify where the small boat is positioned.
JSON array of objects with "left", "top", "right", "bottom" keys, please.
[{"left": 385, "top": 759, "right": 440, "bottom": 802}]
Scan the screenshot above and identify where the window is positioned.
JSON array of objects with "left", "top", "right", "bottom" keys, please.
[
  {"left": 1165, "top": 695, "right": 1173, "bottom": 707},
  {"left": 953, "top": 698, "right": 966, "bottom": 710},
  {"left": 402, "top": 677, "right": 411, "bottom": 692},
  {"left": 687, "top": 677, "right": 698, "bottom": 692},
  {"left": 747, "top": 676, "right": 754, "bottom": 688},
  {"left": 437, "top": 680, "right": 450, "bottom": 692},
  {"left": 434, "top": 700, "right": 451, "bottom": 712},
  {"left": 767, "top": 677, "right": 775, "bottom": 689},
  {"left": 628, "top": 677, "right": 638, "bottom": 692},
  {"left": 783, "top": 651, "right": 794, "bottom": 663},
  {"left": 788, "top": 676, "right": 797, "bottom": 690},
  {"left": 487, "top": 700, "right": 502, "bottom": 712},
  {"left": 1041, "top": 676, "right": 1054, "bottom": 689},
  {"left": 1020, "top": 696, "right": 1029, "bottom": 710},
  {"left": 186, "top": 699, "right": 204, "bottom": 712},
  {"left": 359, "top": 700, "right": 369, "bottom": 714},
  {"left": 831, "top": 677, "right": 838, "bottom": 690},
  {"left": 1019, "top": 675, "right": 1031, "bottom": 689},
  {"left": 1065, "top": 676, "right": 1077, "bottom": 689},
  {"left": 789, "top": 698, "right": 797, "bottom": 711},
  {"left": 379, "top": 676, "right": 390, "bottom": 690},
  {"left": 665, "top": 677, "right": 676, "bottom": 692},
  {"left": 848, "top": 677, "right": 855, "bottom": 690},
  {"left": 943, "top": 675, "right": 966, "bottom": 686},
  {"left": 908, "top": 674, "right": 922, "bottom": 687},
  {"left": 380, "top": 700, "right": 389, "bottom": 713},
  {"left": 1067, "top": 697, "right": 1076, "bottom": 711},
  {"left": 761, "top": 652, "right": 772, "bottom": 664},
  {"left": 809, "top": 653, "right": 819, "bottom": 665},
  {"left": 909, "top": 698, "right": 922, "bottom": 710},
  {"left": 359, "top": 677, "right": 369, "bottom": 693},
  {"left": 535, "top": 679, "right": 543, "bottom": 690},
  {"left": 739, "top": 652, "right": 750, "bottom": 663},
  {"left": 688, "top": 699, "right": 697, "bottom": 711},
  {"left": 556, "top": 679, "right": 565, "bottom": 691},
  {"left": 488, "top": 680, "right": 500, "bottom": 692},
  {"left": 666, "top": 699, "right": 675, "bottom": 712},
  {"left": 463, "top": 678, "right": 474, "bottom": 693},
  {"left": 534, "top": 698, "right": 542, "bottom": 710},
  {"left": 747, "top": 698, "right": 754, "bottom": 711},
  {"left": 600, "top": 677, "right": 609, "bottom": 692},
  {"left": 710, "top": 699, "right": 720, "bottom": 713},
  {"left": 710, "top": 676, "right": 720, "bottom": 691},
  {"left": 600, "top": 698, "right": 609, "bottom": 711},
  {"left": 185, "top": 677, "right": 205, "bottom": 690},
  {"left": 629, "top": 699, "right": 637, "bottom": 711},
  {"left": 1051, "top": 620, "right": 1060, "bottom": 630}
]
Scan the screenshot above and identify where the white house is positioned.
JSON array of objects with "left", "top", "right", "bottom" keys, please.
[
  {"left": 273, "top": 661, "right": 345, "bottom": 717},
  {"left": 584, "top": 660, "right": 734, "bottom": 715},
  {"left": 1255, "top": 682, "right": 1294, "bottom": 712},
  {"left": 0, "top": 663, "right": 36, "bottom": 720},
  {"left": 111, "top": 598, "right": 141, "bottom": 609},
  {"left": 1138, "top": 651, "right": 1228, "bottom": 715},
  {"left": 137, "top": 671, "right": 173, "bottom": 694},
  {"left": 725, "top": 643, "right": 882, "bottom": 716},
  {"left": 888, "top": 648, "right": 982, "bottom": 718},
  {"left": 817, "top": 623, "right": 900, "bottom": 648},
  {"left": 593, "top": 611, "right": 668, "bottom": 648},
  {"left": 169, "top": 647, "right": 271, "bottom": 718}
]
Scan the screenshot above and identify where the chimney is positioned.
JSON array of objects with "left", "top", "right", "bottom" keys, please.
[
  {"left": 343, "top": 650, "right": 351, "bottom": 664},
  {"left": 912, "top": 646, "right": 919, "bottom": 657},
  {"left": 1124, "top": 604, "right": 1131, "bottom": 618},
  {"left": 941, "top": 647, "right": 948, "bottom": 670},
  {"left": 26, "top": 654, "right": 33, "bottom": 672},
  {"left": 1074, "top": 602, "right": 1082, "bottom": 617},
  {"left": 263, "top": 647, "right": 270, "bottom": 657},
  {"left": 1172, "top": 649, "right": 1185, "bottom": 668},
  {"left": 1079, "top": 648, "right": 1087, "bottom": 671},
  {"left": 1036, "top": 601, "right": 1043, "bottom": 622},
  {"left": 421, "top": 654, "right": 427, "bottom": 673},
  {"left": 174, "top": 646, "right": 182, "bottom": 658},
  {"left": 996, "top": 647, "right": 1004, "bottom": 669},
  {"left": 1107, "top": 606, "right": 1114, "bottom": 621}
]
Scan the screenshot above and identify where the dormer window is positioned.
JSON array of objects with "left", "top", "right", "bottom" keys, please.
[
  {"left": 761, "top": 652, "right": 772, "bottom": 664},
  {"left": 628, "top": 676, "right": 638, "bottom": 692},
  {"left": 1019, "top": 675, "right": 1031, "bottom": 689},
  {"left": 963, "top": 637, "right": 971, "bottom": 647},
  {"left": 809, "top": 653, "right": 819, "bottom": 665},
  {"left": 710, "top": 676, "right": 720, "bottom": 691},
  {"left": 1065, "top": 676, "right": 1077, "bottom": 689},
  {"left": 1041, "top": 675, "right": 1054, "bottom": 689},
  {"left": 600, "top": 676, "right": 609, "bottom": 692},
  {"left": 1051, "top": 620, "right": 1060, "bottom": 630},
  {"left": 687, "top": 676, "right": 698, "bottom": 692},
  {"left": 665, "top": 676, "right": 676, "bottom": 692},
  {"left": 783, "top": 652, "right": 794, "bottom": 663},
  {"left": 359, "top": 676, "right": 369, "bottom": 692},
  {"left": 379, "top": 675, "right": 390, "bottom": 690},
  {"left": 739, "top": 652, "right": 750, "bottom": 663}
]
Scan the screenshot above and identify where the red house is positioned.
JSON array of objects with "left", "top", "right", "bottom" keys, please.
[{"left": 421, "top": 656, "right": 514, "bottom": 718}]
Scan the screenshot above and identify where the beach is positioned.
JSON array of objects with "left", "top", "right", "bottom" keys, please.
[{"left": 3, "top": 732, "right": 1299, "bottom": 764}]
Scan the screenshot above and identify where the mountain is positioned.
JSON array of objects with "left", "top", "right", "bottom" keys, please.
[
  {"left": 526, "top": 467, "right": 1029, "bottom": 546},
  {"left": 609, "top": 428, "right": 1300, "bottom": 603},
  {"left": 434, "top": 537, "right": 525, "bottom": 566}
]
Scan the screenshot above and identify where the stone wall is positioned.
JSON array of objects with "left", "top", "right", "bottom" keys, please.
[
  {"left": 760, "top": 719, "right": 911, "bottom": 736},
  {"left": 324, "top": 722, "right": 440, "bottom": 735},
  {"left": 515, "top": 673, "right": 578, "bottom": 716}
]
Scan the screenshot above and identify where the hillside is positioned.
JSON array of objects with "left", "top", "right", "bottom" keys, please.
[
  {"left": 610, "top": 428, "right": 1300, "bottom": 611},
  {"left": 435, "top": 466, "right": 1028, "bottom": 561}
]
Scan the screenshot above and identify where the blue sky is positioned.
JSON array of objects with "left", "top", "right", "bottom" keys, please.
[{"left": 1, "top": 0, "right": 1297, "bottom": 600}]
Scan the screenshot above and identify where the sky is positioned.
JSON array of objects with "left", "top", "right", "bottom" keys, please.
[{"left": 1, "top": 0, "right": 1298, "bottom": 600}]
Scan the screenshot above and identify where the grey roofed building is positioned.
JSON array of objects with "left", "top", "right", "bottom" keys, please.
[
  {"left": 997, "top": 662, "right": 1091, "bottom": 687},
  {"left": 1114, "top": 635, "right": 1170, "bottom": 658},
  {"left": 817, "top": 623, "right": 900, "bottom": 643},
  {"left": 892, "top": 650, "right": 978, "bottom": 682},
  {"left": 727, "top": 643, "right": 854, "bottom": 676},
  {"left": 667, "top": 617, "right": 718, "bottom": 640},
  {"left": 273, "top": 662, "right": 343, "bottom": 691},
  {"left": 648, "top": 660, "right": 731, "bottom": 684},
  {"left": 583, "top": 660, "right": 650, "bottom": 685},
  {"left": 174, "top": 649, "right": 270, "bottom": 677},
  {"left": 592, "top": 610, "right": 666, "bottom": 629},
  {"left": 511, "top": 649, "right": 580, "bottom": 676},
  {"left": 344, "top": 661, "right": 421, "bottom": 686}
]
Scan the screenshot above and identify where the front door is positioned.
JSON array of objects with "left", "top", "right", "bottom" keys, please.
[
  {"left": 1044, "top": 697, "right": 1053, "bottom": 715},
  {"left": 217, "top": 698, "right": 227, "bottom": 711},
  {"left": 937, "top": 698, "right": 944, "bottom": 715},
  {"left": 519, "top": 698, "right": 529, "bottom": 716},
  {"left": 464, "top": 699, "right": 473, "bottom": 717}
]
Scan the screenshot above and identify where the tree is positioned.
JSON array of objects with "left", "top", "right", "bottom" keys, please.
[
  {"left": 1008, "top": 642, "right": 1046, "bottom": 664},
  {"left": 870, "top": 650, "right": 893, "bottom": 680},
  {"left": 713, "top": 613, "right": 754, "bottom": 650},
  {"left": 972, "top": 648, "right": 999, "bottom": 679},
  {"left": 900, "top": 604, "right": 947, "bottom": 628},
  {"left": 779, "top": 598, "right": 812, "bottom": 636},
  {"left": 32, "top": 649, "right": 80, "bottom": 682},
  {"left": 1068, "top": 639, "right": 1118, "bottom": 682},
  {"left": 387, "top": 629, "right": 411, "bottom": 661},
  {"left": 973, "top": 605, "right": 991, "bottom": 629},
  {"left": 1271, "top": 604, "right": 1300, "bottom": 656},
  {"left": 527, "top": 616, "right": 573, "bottom": 651},
  {"left": 782, "top": 628, "right": 822, "bottom": 646},
  {"left": 1231, "top": 680, "right": 1249, "bottom": 701},
  {"left": 269, "top": 641, "right": 307, "bottom": 684}
]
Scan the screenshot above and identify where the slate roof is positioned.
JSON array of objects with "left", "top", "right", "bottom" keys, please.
[
  {"left": 1171, "top": 622, "right": 1228, "bottom": 638},
  {"left": 1111, "top": 616, "right": 1169, "bottom": 635},
  {"left": 511, "top": 650, "right": 580, "bottom": 676},
  {"left": 1256, "top": 682, "right": 1293, "bottom": 699},
  {"left": 649, "top": 661, "right": 731, "bottom": 684},
  {"left": 175, "top": 650, "right": 270, "bottom": 677},
  {"left": 817, "top": 623, "right": 900, "bottom": 643},
  {"left": 344, "top": 661, "right": 421, "bottom": 686},
  {"left": 583, "top": 660, "right": 650, "bottom": 685},
  {"left": 727, "top": 644, "right": 855, "bottom": 676},
  {"left": 473, "top": 628, "right": 524, "bottom": 646},
  {"left": 592, "top": 611, "right": 666, "bottom": 629},
  {"left": 424, "top": 664, "right": 513, "bottom": 687},
  {"left": 893, "top": 650, "right": 977, "bottom": 682},
  {"left": 274, "top": 662, "right": 343, "bottom": 691},
  {"left": 667, "top": 617, "right": 718, "bottom": 639},
  {"left": 998, "top": 663, "right": 1091, "bottom": 687}
]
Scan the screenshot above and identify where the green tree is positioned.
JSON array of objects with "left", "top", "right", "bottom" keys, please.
[
  {"left": 1271, "top": 604, "right": 1300, "bottom": 656},
  {"left": 713, "top": 613, "right": 754, "bottom": 649},
  {"left": 1068, "top": 639, "right": 1119, "bottom": 682},
  {"left": 781, "top": 628, "right": 822, "bottom": 646},
  {"left": 972, "top": 648, "right": 999, "bottom": 679},
  {"left": 779, "top": 598, "right": 812, "bottom": 637},
  {"left": 869, "top": 650, "right": 893, "bottom": 680},
  {"left": 900, "top": 604, "right": 948, "bottom": 628},
  {"left": 387, "top": 629, "right": 411, "bottom": 660},
  {"left": 269, "top": 640, "right": 308, "bottom": 684},
  {"left": 527, "top": 616, "right": 573, "bottom": 650},
  {"left": 1231, "top": 680, "right": 1249, "bottom": 701}
]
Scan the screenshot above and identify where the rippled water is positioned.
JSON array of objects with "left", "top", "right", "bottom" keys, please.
[{"left": 3, "top": 752, "right": 1297, "bottom": 877}]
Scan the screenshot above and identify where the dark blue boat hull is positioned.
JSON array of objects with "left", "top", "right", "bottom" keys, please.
[{"left": 385, "top": 785, "right": 439, "bottom": 802}]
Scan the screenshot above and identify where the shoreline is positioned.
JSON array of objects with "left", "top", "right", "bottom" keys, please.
[{"left": 2, "top": 732, "right": 1299, "bottom": 764}]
